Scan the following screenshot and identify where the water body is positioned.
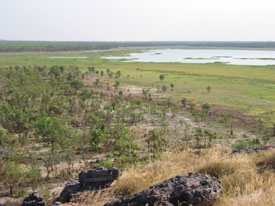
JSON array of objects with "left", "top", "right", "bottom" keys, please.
[
  {"left": 50, "top": 56, "right": 88, "bottom": 59},
  {"left": 103, "top": 49, "right": 275, "bottom": 65}
]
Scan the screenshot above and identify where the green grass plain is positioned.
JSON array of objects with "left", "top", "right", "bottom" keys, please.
[{"left": 0, "top": 48, "right": 274, "bottom": 123}]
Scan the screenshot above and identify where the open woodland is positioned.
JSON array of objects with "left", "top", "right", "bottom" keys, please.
[{"left": 0, "top": 43, "right": 275, "bottom": 205}]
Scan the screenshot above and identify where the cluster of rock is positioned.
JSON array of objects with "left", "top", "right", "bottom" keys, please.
[
  {"left": 105, "top": 173, "right": 222, "bottom": 206},
  {"left": 55, "top": 167, "right": 120, "bottom": 204},
  {"left": 22, "top": 192, "right": 45, "bottom": 206},
  {"left": 232, "top": 145, "right": 275, "bottom": 154},
  {"left": 22, "top": 167, "right": 119, "bottom": 206},
  {"left": 22, "top": 169, "right": 222, "bottom": 206}
]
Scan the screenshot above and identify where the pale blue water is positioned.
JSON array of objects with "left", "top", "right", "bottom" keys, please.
[
  {"left": 103, "top": 49, "right": 275, "bottom": 65},
  {"left": 50, "top": 56, "right": 88, "bottom": 59}
]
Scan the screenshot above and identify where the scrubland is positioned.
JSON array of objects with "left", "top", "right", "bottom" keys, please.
[{"left": 0, "top": 48, "right": 274, "bottom": 205}]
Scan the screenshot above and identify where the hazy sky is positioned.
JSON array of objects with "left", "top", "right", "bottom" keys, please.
[{"left": 1, "top": 0, "right": 275, "bottom": 41}]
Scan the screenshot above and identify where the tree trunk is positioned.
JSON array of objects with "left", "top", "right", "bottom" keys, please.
[
  {"left": 9, "top": 185, "right": 13, "bottom": 196},
  {"left": 51, "top": 140, "right": 54, "bottom": 154},
  {"left": 46, "top": 167, "right": 50, "bottom": 180}
]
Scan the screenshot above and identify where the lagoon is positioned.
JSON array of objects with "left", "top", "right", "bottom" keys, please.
[
  {"left": 50, "top": 56, "right": 88, "bottom": 59},
  {"left": 103, "top": 49, "right": 275, "bottom": 65}
]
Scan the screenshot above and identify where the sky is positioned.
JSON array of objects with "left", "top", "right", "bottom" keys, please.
[{"left": 0, "top": 0, "right": 275, "bottom": 41}]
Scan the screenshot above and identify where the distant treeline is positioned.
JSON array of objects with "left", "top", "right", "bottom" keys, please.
[{"left": 1, "top": 41, "right": 275, "bottom": 52}]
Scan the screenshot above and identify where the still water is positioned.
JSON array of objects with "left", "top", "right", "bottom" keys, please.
[
  {"left": 50, "top": 56, "right": 88, "bottom": 59},
  {"left": 103, "top": 49, "right": 275, "bottom": 65}
]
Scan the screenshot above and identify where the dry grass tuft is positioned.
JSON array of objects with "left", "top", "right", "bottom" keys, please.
[
  {"left": 112, "top": 149, "right": 197, "bottom": 196},
  {"left": 197, "top": 152, "right": 257, "bottom": 194},
  {"left": 72, "top": 189, "right": 115, "bottom": 206},
  {"left": 77, "top": 148, "right": 275, "bottom": 206},
  {"left": 255, "top": 149, "right": 275, "bottom": 171}
]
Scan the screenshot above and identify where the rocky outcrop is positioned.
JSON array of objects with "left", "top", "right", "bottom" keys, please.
[
  {"left": 56, "top": 179, "right": 82, "bottom": 203},
  {"left": 105, "top": 173, "right": 222, "bottom": 206},
  {"left": 232, "top": 146, "right": 275, "bottom": 154},
  {"left": 22, "top": 192, "right": 45, "bottom": 206},
  {"left": 79, "top": 167, "right": 120, "bottom": 189},
  {"left": 55, "top": 167, "right": 120, "bottom": 203},
  {"left": 53, "top": 202, "right": 78, "bottom": 206}
]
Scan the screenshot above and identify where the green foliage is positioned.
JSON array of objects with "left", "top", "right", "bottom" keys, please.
[
  {"left": 194, "top": 128, "right": 216, "bottom": 148},
  {"left": 232, "top": 138, "right": 261, "bottom": 149},
  {"left": 99, "top": 159, "right": 112, "bottom": 168},
  {"left": 35, "top": 115, "right": 70, "bottom": 148},
  {"left": 114, "top": 80, "right": 120, "bottom": 89},
  {"left": 106, "top": 126, "right": 142, "bottom": 168},
  {"left": 181, "top": 97, "right": 187, "bottom": 107},
  {"left": 159, "top": 74, "right": 165, "bottom": 82},
  {"left": 2, "top": 161, "right": 25, "bottom": 195},
  {"left": 0, "top": 125, "right": 17, "bottom": 146},
  {"left": 71, "top": 79, "right": 84, "bottom": 90},
  {"left": 50, "top": 66, "right": 64, "bottom": 77},
  {"left": 162, "top": 84, "right": 167, "bottom": 93},
  {"left": 221, "top": 113, "right": 231, "bottom": 125},
  {"left": 115, "top": 71, "right": 121, "bottom": 78},
  {"left": 258, "top": 118, "right": 265, "bottom": 131},
  {"left": 167, "top": 97, "right": 172, "bottom": 107},
  {"left": 90, "top": 128, "right": 104, "bottom": 152},
  {"left": 170, "top": 83, "right": 174, "bottom": 91},
  {"left": 142, "top": 89, "right": 150, "bottom": 100},
  {"left": 94, "top": 78, "right": 100, "bottom": 86},
  {"left": 1, "top": 41, "right": 275, "bottom": 53},
  {"left": 26, "top": 168, "right": 41, "bottom": 192},
  {"left": 144, "top": 129, "right": 169, "bottom": 159},
  {"left": 88, "top": 67, "right": 95, "bottom": 73},
  {"left": 202, "top": 103, "right": 211, "bottom": 113}
]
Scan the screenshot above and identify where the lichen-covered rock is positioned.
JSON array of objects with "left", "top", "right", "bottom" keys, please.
[
  {"left": 105, "top": 173, "right": 222, "bottom": 206},
  {"left": 79, "top": 167, "right": 120, "bottom": 189},
  {"left": 22, "top": 192, "right": 45, "bottom": 206}
]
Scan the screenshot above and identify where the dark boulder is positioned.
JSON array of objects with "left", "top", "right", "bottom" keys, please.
[
  {"left": 55, "top": 179, "right": 82, "bottom": 203},
  {"left": 55, "top": 167, "right": 120, "bottom": 203},
  {"left": 22, "top": 192, "right": 45, "bottom": 206},
  {"left": 79, "top": 167, "right": 120, "bottom": 189},
  {"left": 105, "top": 173, "right": 222, "bottom": 206}
]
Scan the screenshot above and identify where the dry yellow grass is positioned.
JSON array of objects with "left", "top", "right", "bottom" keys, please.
[
  {"left": 76, "top": 148, "right": 275, "bottom": 206},
  {"left": 255, "top": 149, "right": 275, "bottom": 171}
]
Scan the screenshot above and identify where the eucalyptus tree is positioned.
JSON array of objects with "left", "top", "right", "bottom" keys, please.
[
  {"left": 145, "top": 129, "right": 169, "bottom": 158},
  {"left": 114, "top": 80, "right": 120, "bottom": 89},
  {"left": 181, "top": 97, "right": 187, "bottom": 107},
  {"left": 258, "top": 118, "right": 265, "bottom": 131},
  {"left": 2, "top": 161, "right": 25, "bottom": 195},
  {"left": 115, "top": 71, "right": 121, "bottom": 78},
  {"left": 170, "top": 83, "right": 174, "bottom": 91},
  {"left": 202, "top": 103, "right": 211, "bottom": 115},
  {"left": 159, "top": 74, "right": 165, "bottom": 82},
  {"left": 162, "top": 85, "right": 167, "bottom": 93}
]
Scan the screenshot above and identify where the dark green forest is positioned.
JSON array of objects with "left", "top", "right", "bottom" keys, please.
[{"left": 1, "top": 41, "right": 275, "bottom": 52}]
